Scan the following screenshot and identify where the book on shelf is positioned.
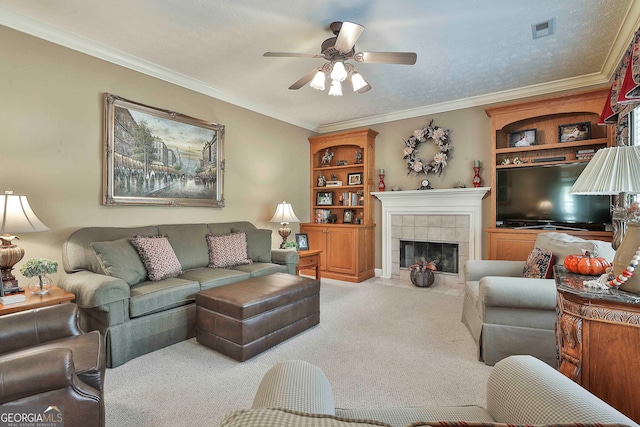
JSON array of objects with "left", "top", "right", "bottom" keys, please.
[
  {"left": 0, "top": 293, "right": 26, "bottom": 305},
  {"left": 325, "top": 180, "right": 342, "bottom": 187}
]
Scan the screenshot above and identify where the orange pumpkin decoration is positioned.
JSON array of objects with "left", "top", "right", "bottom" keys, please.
[{"left": 564, "top": 251, "right": 610, "bottom": 276}]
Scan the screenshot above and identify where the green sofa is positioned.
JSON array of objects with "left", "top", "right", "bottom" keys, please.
[{"left": 59, "top": 221, "right": 299, "bottom": 367}]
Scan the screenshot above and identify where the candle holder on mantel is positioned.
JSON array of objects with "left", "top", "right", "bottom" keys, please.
[
  {"left": 472, "top": 161, "right": 482, "bottom": 188},
  {"left": 378, "top": 169, "right": 386, "bottom": 191}
]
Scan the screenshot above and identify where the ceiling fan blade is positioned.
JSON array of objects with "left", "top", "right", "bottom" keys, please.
[
  {"left": 357, "top": 84, "right": 372, "bottom": 94},
  {"left": 354, "top": 52, "right": 417, "bottom": 65},
  {"left": 334, "top": 22, "right": 364, "bottom": 53},
  {"left": 288, "top": 68, "right": 320, "bottom": 90},
  {"left": 264, "top": 52, "right": 322, "bottom": 58}
]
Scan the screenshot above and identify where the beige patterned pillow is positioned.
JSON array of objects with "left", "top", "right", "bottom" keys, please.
[
  {"left": 220, "top": 408, "right": 391, "bottom": 426},
  {"left": 131, "top": 235, "right": 183, "bottom": 281},
  {"left": 206, "top": 232, "right": 253, "bottom": 268}
]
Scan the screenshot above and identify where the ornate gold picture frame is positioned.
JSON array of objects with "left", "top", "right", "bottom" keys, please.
[{"left": 103, "top": 93, "right": 225, "bottom": 207}]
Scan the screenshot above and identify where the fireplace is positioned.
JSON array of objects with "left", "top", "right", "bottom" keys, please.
[
  {"left": 400, "top": 240, "right": 459, "bottom": 273},
  {"left": 372, "top": 187, "right": 490, "bottom": 287}
]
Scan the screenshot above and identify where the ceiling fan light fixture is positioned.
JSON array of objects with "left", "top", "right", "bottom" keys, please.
[
  {"left": 328, "top": 79, "right": 343, "bottom": 96},
  {"left": 351, "top": 72, "right": 368, "bottom": 91},
  {"left": 310, "top": 70, "right": 326, "bottom": 91},
  {"left": 330, "top": 61, "right": 348, "bottom": 82}
]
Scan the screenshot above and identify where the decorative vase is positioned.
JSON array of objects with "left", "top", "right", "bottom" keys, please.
[
  {"left": 28, "top": 274, "right": 52, "bottom": 295},
  {"left": 473, "top": 166, "right": 482, "bottom": 188},
  {"left": 378, "top": 169, "right": 385, "bottom": 191},
  {"left": 410, "top": 269, "right": 434, "bottom": 288},
  {"left": 615, "top": 222, "right": 640, "bottom": 293}
]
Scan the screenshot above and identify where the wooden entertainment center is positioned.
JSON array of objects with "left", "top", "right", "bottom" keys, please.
[{"left": 485, "top": 89, "right": 613, "bottom": 260}]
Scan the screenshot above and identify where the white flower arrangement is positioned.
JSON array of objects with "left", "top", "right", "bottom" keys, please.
[{"left": 403, "top": 119, "right": 452, "bottom": 177}]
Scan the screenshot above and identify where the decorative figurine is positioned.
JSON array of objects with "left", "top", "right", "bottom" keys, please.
[
  {"left": 321, "top": 149, "right": 334, "bottom": 166},
  {"left": 354, "top": 150, "right": 363, "bottom": 164},
  {"left": 513, "top": 156, "right": 525, "bottom": 165},
  {"left": 501, "top": 158, "right": 511, "bottom": 165},
  {"left": 317, "top": 174, "right": 326, "bottom": 187}
]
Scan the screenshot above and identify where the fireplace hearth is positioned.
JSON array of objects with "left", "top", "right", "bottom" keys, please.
[{"left": 372, "top": 187, "right": 490, "bottom": 288}]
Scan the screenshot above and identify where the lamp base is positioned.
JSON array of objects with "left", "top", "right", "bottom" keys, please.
[
  {"left": 0, "top": 238, "right": 25, "bottom": 289},
  {"left": 278, "top": 225, "right": 292, "bottom": 249}
]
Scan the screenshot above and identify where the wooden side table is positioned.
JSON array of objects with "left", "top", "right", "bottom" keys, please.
[
  {"left": 554, "top": 265, "right": 640, "bottom": 422},
  {"left": 296, "top": 249, "right": 322, "bottom": 280},
  {"left": 0, "top": 285, "right": 75, "bottom": 316}
]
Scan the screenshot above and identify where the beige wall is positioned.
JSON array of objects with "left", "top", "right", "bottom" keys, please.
[
  {"left": 0, "top": 26, "right": 313, "bottom": 283},
  {"left": 1, "top": 25, "right": 495, "bottom": 284}
]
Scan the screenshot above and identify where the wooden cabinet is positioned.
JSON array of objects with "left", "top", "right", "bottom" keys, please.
[
  {"left": 300, "top": 223, "right": 375, "bottom": 282},
  {"left": 484, "top": 89, "right": 613, "bottom": 260},
  {"left": 300, "top": 128, "right": 377, "bottom": 282},
  {"left": 555, "top": 266, "right": 640, "bottom": 422},
  {"left": 487, "top": 228, "right": 612, "bottom": 261}
]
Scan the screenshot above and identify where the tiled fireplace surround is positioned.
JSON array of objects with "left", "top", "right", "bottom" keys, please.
[{"left": 373, "top": 187, "right": 490, "bottom": 289}]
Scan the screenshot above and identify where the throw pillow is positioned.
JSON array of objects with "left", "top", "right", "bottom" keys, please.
[
  {"left": 232, "top": 227, "right": 272, "bottom": 263},
  {"left": 522, "top": 247, "right": 555, "bottom": 279},
  {"left": 207, "top": 232, "right": 253, "bottom": 269},
  {"left": 131, "top": 235, "right": 183, "bottom": 281},
  {"left": 90, "top": 237, "right": 148, "bottom": 286}
]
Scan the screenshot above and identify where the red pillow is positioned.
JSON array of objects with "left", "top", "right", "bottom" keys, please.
[{"left": 522, "top": 247, "right": 555, "bottom": 279}]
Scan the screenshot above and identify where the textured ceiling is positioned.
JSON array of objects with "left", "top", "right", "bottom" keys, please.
[{"left": 0, "top": 0, "right": 638, "bottom": 132}]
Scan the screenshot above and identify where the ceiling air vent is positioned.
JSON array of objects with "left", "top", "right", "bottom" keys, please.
[{"left": 531, "top": 19, "right": 555, "bottom": 39}]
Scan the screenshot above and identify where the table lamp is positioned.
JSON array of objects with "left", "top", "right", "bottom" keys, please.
[
  {"left": 269, "top": 201, "right": 300, "bottom": 249},
  {"left": 569, "top": 145, "right": 640, "bottom": 249},
  {"left": 0, "top": 190, "right": 50, "bottom": 289}
]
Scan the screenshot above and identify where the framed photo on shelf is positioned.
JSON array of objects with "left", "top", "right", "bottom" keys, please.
[
  {"left": 347, "top": 172, "right": 363, "bottom": 185},
  {"left": 508, "top": 129, "right": 537, "bottom": 147},
  {"left": 343, "top": 209, "right": 354, "bottom": 223},
  {"left": 295, "top": 233, "right": 309, "bottom": 251},
  {"left": 558, "top": 122, "right": 591, "bottom": 142},
  {"left": 316, "top": 191, "right": 334, "bottom": 206}
]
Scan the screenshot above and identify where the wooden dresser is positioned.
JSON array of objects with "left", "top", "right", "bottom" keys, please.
[{"left": 554, "top": 265, "right": 640, "bottom": 422}]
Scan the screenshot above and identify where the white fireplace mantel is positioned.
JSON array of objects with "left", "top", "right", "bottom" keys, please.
[{"left": 372, "top": 187, "right": 490, "bottom": 279}]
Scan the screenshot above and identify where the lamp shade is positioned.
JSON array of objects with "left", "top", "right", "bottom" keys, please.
[
  {"left": 569, "top": 146, "right": 640, "bottom": 195},
  {"left": 269, "top": 201, "right": 300, "bottom": 224},
  {"left": 0, "top": 191, "right": 49, "bottom": 234}
]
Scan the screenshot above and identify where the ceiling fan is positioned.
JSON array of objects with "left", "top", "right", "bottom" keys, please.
[{"left": 264, "top": 21, "right": 417, "bottom": 96}]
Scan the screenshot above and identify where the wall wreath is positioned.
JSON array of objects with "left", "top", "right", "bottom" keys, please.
[{"left": 403, "top": 119, "right": 451, "bottom": 177}]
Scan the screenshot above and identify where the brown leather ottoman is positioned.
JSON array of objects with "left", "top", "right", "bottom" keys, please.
[{"left": 195, "top": 272, "right": 320, "bottom": 361}]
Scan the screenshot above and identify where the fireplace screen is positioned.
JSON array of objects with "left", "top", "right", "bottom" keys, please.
[{"left": 400, "top": 240, "right": 459, "bottom": 273}]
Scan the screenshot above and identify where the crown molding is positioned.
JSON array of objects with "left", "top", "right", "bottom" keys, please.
[
  {"left": 0, "top": 7, "right": 319, "bottom": 132},
  {"left": 317, "top": 72, "right": 610, "bottom": 133},
  {"left": 2, "top": 3, "right": 639, "bottom": 135}
]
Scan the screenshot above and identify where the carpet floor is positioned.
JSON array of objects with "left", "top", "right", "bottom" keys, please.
[{"left": 104, "top": 277, "right": 492, "bottom": 426}]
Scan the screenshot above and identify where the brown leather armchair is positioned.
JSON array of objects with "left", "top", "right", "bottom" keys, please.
[{"left": 0, "top": 304, "right": 105, "bottom": 427}]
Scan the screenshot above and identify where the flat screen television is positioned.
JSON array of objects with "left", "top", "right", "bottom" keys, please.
[{"left": 496, "top": 163, "right": 611, "bottom": 230}]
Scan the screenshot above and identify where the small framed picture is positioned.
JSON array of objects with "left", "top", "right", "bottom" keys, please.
[
  {"left": 316, "top": 191, "right": 334, "bottom": 206},
  {"left": 559, "top": 122, "right": 591, "bottom": 142},
  {"left": 508, "top": 129, "right": 537, "bottom": 147},
  {"left": 295, "top": 233, "right": 309, "bottom": 251},
  {"left": 347, "top": 172, "right": 363, "bottom": 185},
  {"left": 1, "top": 276, "right": 20, "bottom": 295},
  {"left": 343, "top": 209, "right": 354, "bottom": 223}
]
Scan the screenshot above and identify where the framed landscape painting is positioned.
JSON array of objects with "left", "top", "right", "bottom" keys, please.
[{"left": 103, "top": 93, "right": 225, "bottom": 207}]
